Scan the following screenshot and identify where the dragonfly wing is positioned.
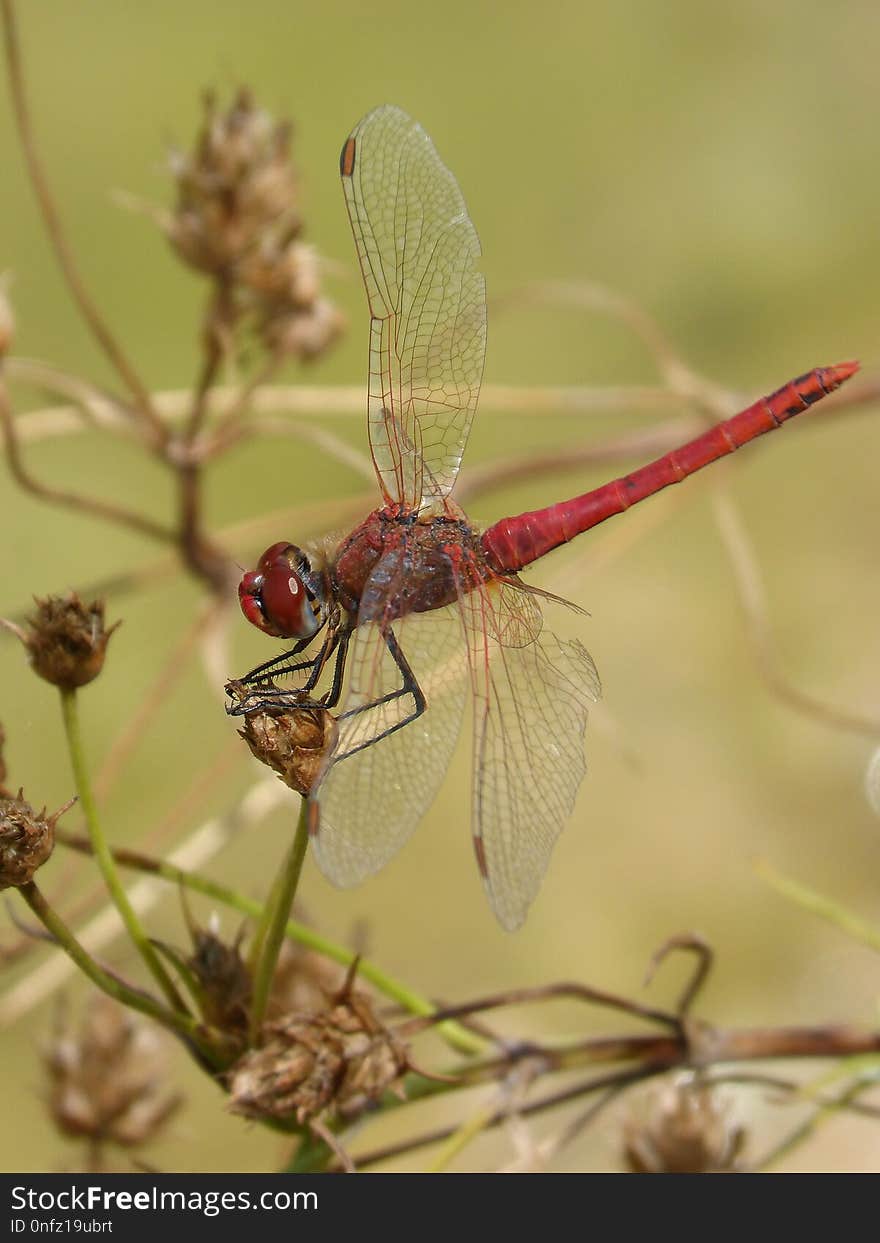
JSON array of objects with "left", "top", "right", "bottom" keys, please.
[
  {"left": 311, "top": 554, "right": 468, "bottom": 887},
  {"left": 340, "top": 105, "right": 486, "bottom": 510},
  {"left": 456, "top": 579, "right": 601, "bottom": 931}
]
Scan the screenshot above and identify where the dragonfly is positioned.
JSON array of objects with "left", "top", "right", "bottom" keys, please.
[{"left": 229, "top": 104, "right": 857, "bottom": 930}]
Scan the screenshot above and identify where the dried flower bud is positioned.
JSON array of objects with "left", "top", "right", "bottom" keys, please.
[
  {"left": 0, "top": 790, "right": 72, "bottom": 889},
  {"left": 228, "top": 980, "right": 408, "bottom": 1125},
  {"left": 45, "top": 994, "right": 181, "bottom": 1149},
  {"left": 14, "top": 594, "right": 119, "bottom": 689},
  {"left": 258, "top": 295, "right": 346, "bottom": 362},
  {"left": 186, "top": 918, "right": 252, "bottom": 1038},
  {"left": 167, "top": 89, "right": 300, "bottom": 277},
  {"left": 234, "top": 694, "right": 337, "bottom": 796},
  {"left": 623, "top": 1076, "right": 744, "bottom": 1173},
  {"left": 0, "top": 275, "right": 15, "bottom": 356}
]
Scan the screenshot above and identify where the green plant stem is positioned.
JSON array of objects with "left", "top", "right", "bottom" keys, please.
[
  {"left": 55, "top": 826, "right": 486, "bottom": 1056},
  {"left": 427, "top": 1100, "right": 498, "bottom": 1172},
  {"left": 755, "top": 859, "right": 880, "bottom": 954},
  {"left": 59, "top": 687, "right": 186, "bottom": 1013},
  {"left": 248, "top": 798, "right": 310, "bottom": 1044},
  {"left": 18, "top": 881, "right": 230, "bottom": 1061}
]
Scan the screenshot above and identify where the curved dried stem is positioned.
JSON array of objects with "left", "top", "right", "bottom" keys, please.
[
  {"left": 491, "top": 279, "right": 735, "bottom": 413},
  {"left": 93, "top": 603, "right": 215, "bottom": 802},
  {"left": 711, "top": 486, "right": 880, "bottom": 737},
  {"left": 0, "top": 0, "right": 164, "bottom": 443},
  {"left": 4, "top": 357, "right": 138, "bottom": 435},
  {"left": 0, "top": 366, "right": 176, "bottom": 544},
  {"left": 643, "top": 933, "right": 714, "bottom": 1020},
  {"left": 398, "top": 980, "right": 680, "bottom": 1038}
]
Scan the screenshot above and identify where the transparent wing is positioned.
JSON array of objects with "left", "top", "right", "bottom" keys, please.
[
  {"left": 311, "top": 554, "right": 469, "bottom": 887},
  {"left": 340, "top": 105, "right": 486, "bottom": 510},
  {"left": 456, "top": 578, "right": 601, "bottom": 931}
]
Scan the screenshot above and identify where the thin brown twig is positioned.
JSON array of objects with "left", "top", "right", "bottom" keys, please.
[
  {"left": 711, "top": 486, "right": 880, "bottom": 737},
  {"left": 643, "top": 933, "right": 714, "bottom": 1020},
  {"left": 93, "top": 603, "right": 214, "bottom": 801},
  {"left": 397, "top": 980, "right": 681, "bottom": 1038},
  {"left": 707, "top": 1070, "right": 880, "bottom": 1121},
  {"left": 185, "top": 278, "right": 235, "bottom": 446},
  {"left": 0, "top": 0, "right": 164, "bottom": 444},
  {"left": 4, "top": 357, "right": 137, "bottom": 436},
  {"left": 207, "top": 347, "right": 287, "bottom": 451},
  {"left": 348, "top": 1066, "right": 656, "bottom": 1172},
  {"left": 753, "top": 1077, "right": 875, "bottom": 1171},
  {"left": 0, "top": 365, "right": 176, "bottom": 543}
]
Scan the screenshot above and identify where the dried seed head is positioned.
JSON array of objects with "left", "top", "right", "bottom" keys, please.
[
  {"left": 239, "top": 240, "right": 346, "bottom": 361},
  {"left": 0, "top": 790, "right": 71, "bottom": 890},
  {"left": 258, "top": 293, "right": 346, "bottom": 363},
  {"left": 44, "top": 994, "right": 182, "bottom": 1148},
  {"left": 268, "top": 938, "right": 347, "bottom": 1018},
  {"left": 16, "top": 594, "right": 119, "bottom": 689},
  {"left": 623, "top": 1075, "right": 745, "bottom": 1173},
  {"left": 0, "top": 275, "right": 15, "bottom": 356},
  {"left": 228, "top": 982, "right": 408, "bottom": 1125},
  {"left": 167, "top": 88, "right": 300, "bottom": 277},
  {"left": 161, "top": 89, "right": 342, "bottom": 363},
  {"left": 186, "top": 920, "right": 252, "bottom": 1038},
  {"left": 234, "top": 695, "right": 338, "bottom": 796}
]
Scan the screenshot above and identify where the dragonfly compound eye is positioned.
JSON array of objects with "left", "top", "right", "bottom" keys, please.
[{"left": 238, "top": 543, "right": 323, "bottom": 640}]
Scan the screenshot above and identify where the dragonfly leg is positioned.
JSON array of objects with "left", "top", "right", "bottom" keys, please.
[
  {"left": 228, "top": 628, "right": 344, "bottom": 716},
  {"left": 331, "top": 628, "right": 425, "bottom": 764},
  {"left": 321, "top": 628, "right": 351, "bottom": 709},
  {"left": 236, "top": 635, "right": 316, "bottom": 686}
]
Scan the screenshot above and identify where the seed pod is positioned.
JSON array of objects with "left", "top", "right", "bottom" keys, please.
[
  {"left": 14, "top": 594, "right": 119, "bottom": 690},
  {"left": 45, "top": 994, "right": 182, "bottom": 1149},
  {"left": 187, "top": 920, "right": 252, "bottom": 1038},
  {"left": 167, "top": 88, "right": 300, "bottom": 277},
  {"left": 235, "top": 695, "right": 337, "bottom": 796},
  {"left": 228, "top": 980, "right": 408, "bottom": 1125},
  {"left": 623, "top": 1075, "right": 745, "bottom": 1173},
  {"left": 0, "top": 790, "right": 72, "bottom": 890}
]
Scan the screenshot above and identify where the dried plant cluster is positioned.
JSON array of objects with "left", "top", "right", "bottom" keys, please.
[{"left": 1, "top": 0, "right": 879, "bottom": 1174}]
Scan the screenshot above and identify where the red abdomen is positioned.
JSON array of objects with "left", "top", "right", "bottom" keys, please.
[{"left": 482, "top": 361, "right": 858, "bottom": 574}]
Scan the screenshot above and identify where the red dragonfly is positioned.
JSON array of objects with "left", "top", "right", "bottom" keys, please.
[{"left": 230, "top": 105, "right": 857, "bottom": 930}]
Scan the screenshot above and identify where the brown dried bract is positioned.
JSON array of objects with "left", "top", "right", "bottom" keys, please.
[
  {"left": 16, "top": 593, "right": 119, "bottom": 689},
  {"left": 162, "top": 88, "right": 343, "bottom": 363},
  {"left": 167, "top": 88, "right": 299, "bottom": 277},
  {"left": 0, "top": 789, "right": 72, "bottom": 889},
  {"left": 186, "top": 919, "right": 252, "bottom": 1039},
  {"left": 623, "top": 1075, "right": 745, "bottom": 1173},
  {"left": 45, "top": 994, "right": 182, "bottom": 1149},
  {"left": 234, "top": 692, "right": 337, "bottom": 797},
  {"left": 227, "top": 972, "right": 408, "bottom": 1126}
]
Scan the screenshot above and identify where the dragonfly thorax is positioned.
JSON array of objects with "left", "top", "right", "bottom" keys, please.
[{"left": 238, "top": 542, "right": 329, "bottom": 640}]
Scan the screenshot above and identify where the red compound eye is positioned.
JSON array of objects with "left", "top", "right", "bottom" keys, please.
[{"left": 238, "top": 544, "right": 322, "bottom": 640}]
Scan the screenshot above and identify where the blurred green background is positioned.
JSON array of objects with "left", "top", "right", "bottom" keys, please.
[{"left": 2, "top": 0, "right": 880, "bottom": 1172}]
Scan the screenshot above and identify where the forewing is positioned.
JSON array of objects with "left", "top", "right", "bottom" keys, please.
[
  {"left": 340, "top": 105, "right": 486, "bottom": 510},
  {"left": 311, "top": 554, "right": 468, "bottom": 887},
  {"left": 456, "top": 579, "right": 601, "bottom": 931}
]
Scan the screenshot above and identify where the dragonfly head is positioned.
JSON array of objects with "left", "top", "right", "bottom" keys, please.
[{"left": 238, "top": 543, "right": 327, "bottom": 640}]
